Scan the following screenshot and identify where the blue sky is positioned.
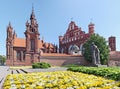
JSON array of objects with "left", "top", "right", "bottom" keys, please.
[{"left": 0, "top": 0, "right": 120, "bottom": 55}]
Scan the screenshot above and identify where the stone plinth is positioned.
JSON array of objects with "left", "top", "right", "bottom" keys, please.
[{"left": 95, "top": 64, "right": 108, "bottom": 67}]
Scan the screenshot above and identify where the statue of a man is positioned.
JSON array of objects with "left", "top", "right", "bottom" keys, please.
[{"left": 90, "top": 42, "right": 101, "bottom": 65}]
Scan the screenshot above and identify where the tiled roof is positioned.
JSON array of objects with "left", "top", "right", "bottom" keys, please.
[
  {"left": 44, "top": 43, "right": 54, "bottom": 48},
  {"left": 13, "top": 38, "right": 53, "bottom": 49},
  {"left": 13, "top": 38, "right": 26, "bottom": 47},
  {"left": 38, "top": 40, "right": 44, "bottom": 48}
]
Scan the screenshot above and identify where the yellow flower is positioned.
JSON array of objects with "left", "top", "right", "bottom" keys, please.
[
  {"left": 35, "top": 86, "right": 44, "bottom": 89},
  {"left": 45, "top": 83, "right": 53, "bottom": 88},
  {"left": 3, "top": 71, "right": 120, "bottom": 89}
]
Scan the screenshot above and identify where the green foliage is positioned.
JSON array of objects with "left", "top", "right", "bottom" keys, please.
[
  {"left": 83, "top": 34, "right": 110, "bottom": 64},
  {"left": 63, "top": 64, "right": 80, "bottom": 67},
  {"left": 32, "top": 63, "right": 40, "bottom": 68},
  {"left": 0, "top": 55, "right": 6, "bottom": 65},
  {"left": 67, "top": 66, "right": 120, "bottom": 81},
  {"left": 32, "top": 62, "right": 51, "bottom": 69}
]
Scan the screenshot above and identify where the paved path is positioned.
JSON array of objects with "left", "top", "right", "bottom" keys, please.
[
  {"left": 0, "top": 66, "right": 10, "bottom": 89},
  {"left": 25, "top": 67, "right": 68, "bottom": 72}
]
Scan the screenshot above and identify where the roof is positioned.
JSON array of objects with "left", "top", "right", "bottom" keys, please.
[
  {"left": 13, "top": 38, "right": 26, "bottom": 47},
  {"left": 44, "top": 43, "right": 54, "bottom": 48},
  {"left": 13, "top": 38, "right": 53, "bottom": 49},
  {"left": 38, "top": 40, "right": 44, "bottom": 48}
]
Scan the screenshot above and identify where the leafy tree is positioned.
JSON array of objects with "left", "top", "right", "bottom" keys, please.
[
  {"left": 0, "top": 55, "right": 6, "bottom": 65},
  {"left": 83, "top": 34, "right": 110, "bottom": 64}
]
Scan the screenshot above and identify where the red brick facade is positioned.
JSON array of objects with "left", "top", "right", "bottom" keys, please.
[
  {"left": 5, "top": 9, "right": 118, "bottom": 66},
  {"left": 59, "top": 21, "right": 94, "bottom": 55},
  {"left": 6, "top": 9, "right": 57, "bottom": 66}
]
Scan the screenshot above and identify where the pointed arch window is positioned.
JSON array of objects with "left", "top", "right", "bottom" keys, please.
[
  {"left": 31, "top": 28, "right": 35, "bottom": 32},
  {"left": 72, "top": 24, "right": 74, "bottom": 29},
  {"left": 16, "top": 51, "right": 21, "bottom": 61},
  {"left": 30, "top": 39, "right": 35, "bottom": 51}
]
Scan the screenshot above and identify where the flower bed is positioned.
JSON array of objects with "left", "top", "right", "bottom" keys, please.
[
  {"left": 68, "top": 66, "right": 120, "bottom": 81},
  {"left": 4, "top": 71, "right": 120, "bottom": 89}
]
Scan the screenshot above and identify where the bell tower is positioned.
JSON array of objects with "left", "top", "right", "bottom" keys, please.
[
  {"left": 88, "top": 22, "right": 95, "bottom": 34},
  {"left": 25, "top": 7, "right": 40, "bottom": 53},
  {"left": 24, "top": 7, "right": 40, "bottom": 65},
  {"left": 6, "top": 22, "right": 14, "bottom": 66},
  {"left": 108, "top": 36, "right": 116, "bottom": 51}
]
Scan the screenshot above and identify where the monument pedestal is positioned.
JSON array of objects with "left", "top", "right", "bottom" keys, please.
[{"left": 94, "top": 64, "right": 108, "bottom": 67}]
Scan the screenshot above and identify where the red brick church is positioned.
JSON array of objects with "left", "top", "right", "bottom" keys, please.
[
  {"left": 6, "top": 8, "right": 117, "bottom": 66},
  {"left": 59, "top": 21, "right": 116, "bottom": 55},
  {"left": 6, "top": 9, "right": 57, "bottom": 66},
  {"left": 59, "top": 21, "right": 95, "bottom": 55}
]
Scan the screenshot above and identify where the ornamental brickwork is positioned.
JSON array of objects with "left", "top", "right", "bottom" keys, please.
[
  {"left": 59, "top": 21, "right": 95, "bottom": 55},
  {"left": 6, "top": 9, "right": 57, "bottom": 66}
]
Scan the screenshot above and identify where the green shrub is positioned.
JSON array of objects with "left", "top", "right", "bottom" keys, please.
[
  {"left": 32, "top": 62, "right": 51, "bottom": 69},
  {"left": 83, "top": 34, "right": 110, "bottom": 64},
  {"left": 68, "top": 66, "right": 120, "bottom": 81},
  {"left": 63, "top": 64, "right": 80, "bottom": 67},
  {"left": 32, "top": 63, "right": 40, "bottom": 68}
]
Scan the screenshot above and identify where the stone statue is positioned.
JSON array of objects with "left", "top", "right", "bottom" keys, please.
[{"left": 90, "top": 42, "right": 101, "bottom": 65}]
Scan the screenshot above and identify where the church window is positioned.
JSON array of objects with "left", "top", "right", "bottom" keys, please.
[
  {"left": 23, "top": 51, "right": 25, "bottom": 60},
  {"left": 75, "top": 37, "right": 76, "bottom": 40},
  {"left": 16, "top": 51, "right": 21, "bottom": 61},
  {"left": 71, "top": 25, "right": 72, "bottom": 30},
  {"left": 7, "top": 46, "right": 10, "bottom": 59},
  {"left": 30, "top": 39, "right": 35, "bottom": 51},
  {"left": 72, "top": 24, "right": 74, "bottom": 29},
  {"left": 8, "top": 31, "right": 12, "bottom": 38},
  {"left": 81, "top": 35, "right": 83, "bottom": 38},
  {"left": 75, "top": 33, "right": 76, "bottom": 36},
  {"left": 31, "top": 28, "right": 35, "bottom": 32},
  {"left": 69, "top": 25, "right": 71, "bottom": 30},
  {"left": 67, "top": 40, "right": 68, "bottom": 43},
  {"left": 72, "top": 38, "right": 73, "bottom": 41}
]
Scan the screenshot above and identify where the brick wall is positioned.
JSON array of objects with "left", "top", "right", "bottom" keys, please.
[{"left": 40, "top": 54, "right": 92, "bottom": 66}]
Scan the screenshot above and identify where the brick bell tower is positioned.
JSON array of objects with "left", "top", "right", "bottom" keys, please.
[
  {"left": 108, "top": 36, "right": 116, "bottom": 51},
  {"left": 88, "top": 22, "right": 95, "bottom": 34},
  {"left": 24, "top": 7, "right": 40, "bottom": 65},
  {"left": 6, "top": 22, "right": 14, "bottom": 66}
]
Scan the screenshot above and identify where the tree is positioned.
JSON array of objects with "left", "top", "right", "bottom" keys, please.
[
  {"left": 0, "top": 55, "right": 6, "bottom": 65},
  {"left": 83, "top": 34, "right": 110, "bottom": 64}
]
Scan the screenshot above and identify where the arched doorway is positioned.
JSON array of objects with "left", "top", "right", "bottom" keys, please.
[{"left": 68, "top": 45, "right": 80, "bottom": 55}]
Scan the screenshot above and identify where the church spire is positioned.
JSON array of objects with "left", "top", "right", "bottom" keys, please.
[
  {"left": 8, "top": 22, "right": 12, "bottom": 29},
  {"left": 30, "top": 5, "right": 36, "bottom": 25},
  {"left": 7, "top": 22, "right": 13, "bottom": 32},
  {"left": 31, "top": 5, "right": 35, "bottom": 18},
  {"left": 13, "top": 30, "right": 17, "bottom": 39}
]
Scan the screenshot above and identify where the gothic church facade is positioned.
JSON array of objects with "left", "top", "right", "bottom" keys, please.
[
  {"left": 59, "top": 21, "right": 95, "bottom": 55},
  {"left": 59, "top": 21, "right": 116, "bottom": 55},
  {"left": 6, "top": 9, "right": 57, "bottom": 66}
]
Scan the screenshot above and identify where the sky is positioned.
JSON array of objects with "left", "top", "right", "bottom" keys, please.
[{"left": 0, "top": 0, "right": 120, "bottom": 55}]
